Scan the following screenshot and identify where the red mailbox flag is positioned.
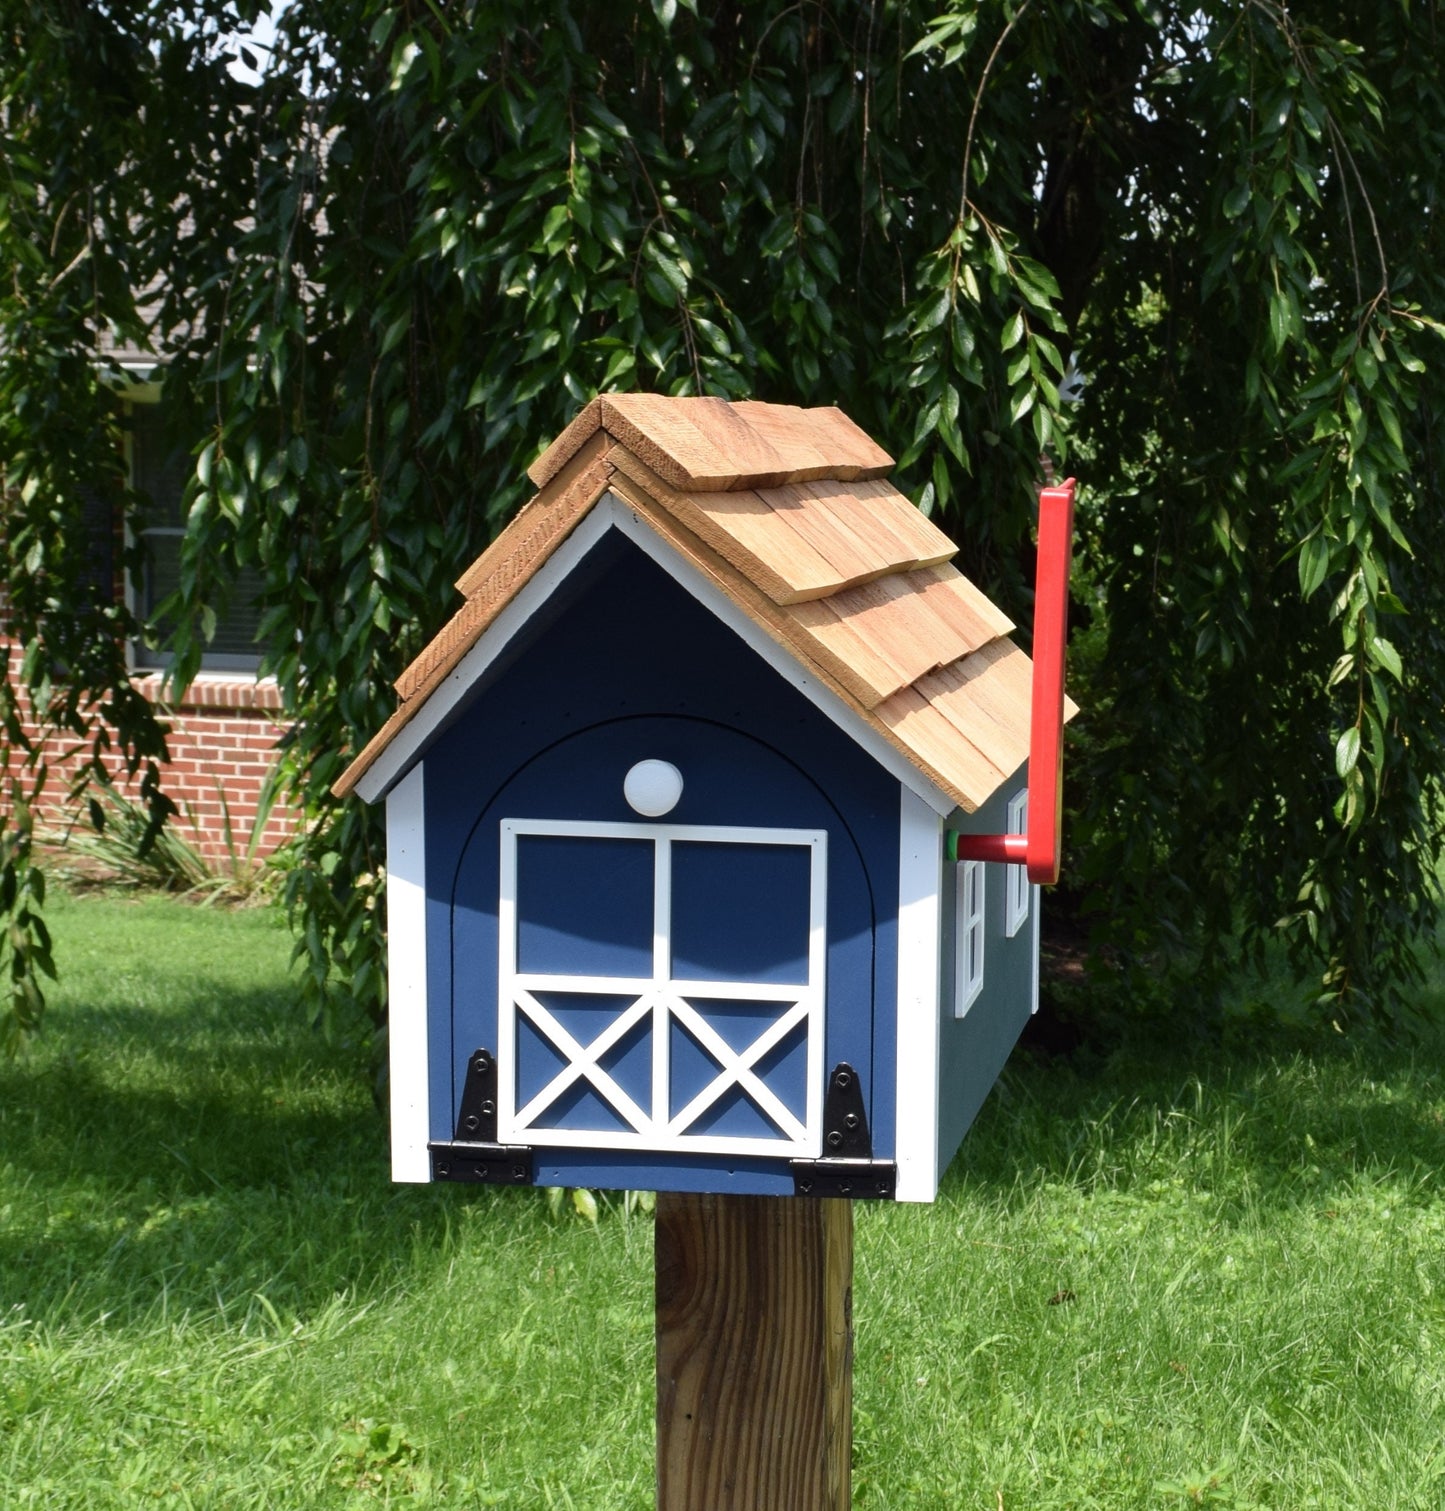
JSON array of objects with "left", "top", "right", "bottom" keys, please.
[{"left": 950, "top": 477, "right": 1076, "bottom": 886}]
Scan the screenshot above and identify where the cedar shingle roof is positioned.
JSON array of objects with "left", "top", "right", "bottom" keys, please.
[{"left": 335, "top": 394, "right": 1067, "bottom": 811}]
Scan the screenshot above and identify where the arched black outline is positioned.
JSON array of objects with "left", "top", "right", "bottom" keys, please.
[{"left": 442, "top": 713, "right": 881, "bottom": 1150}]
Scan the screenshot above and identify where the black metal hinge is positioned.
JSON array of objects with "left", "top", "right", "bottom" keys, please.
[
  {"left": 790, "top": 1158, "right": 896, "bottom": 1200},
  {"left": 790, "top": 1062, "right": 897, "bottom": 1200},
  {"left": 430, "top": 1046, "right": 534, "bottom": 1186},
  {"left": 455, "top": 1046, "right": 500, "bottom": 1141},
  {"left": 429, "top": 1141, "right": 534, "bottom": 1185}
]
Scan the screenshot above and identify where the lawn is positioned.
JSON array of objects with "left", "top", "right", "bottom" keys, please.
[{"left": 2, "top": 891, "right": 1444, "bottom": 1508}]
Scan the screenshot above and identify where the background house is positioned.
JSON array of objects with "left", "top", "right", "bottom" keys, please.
[{"left": 16, "top": 346, "right": 299, "bottom": 865}]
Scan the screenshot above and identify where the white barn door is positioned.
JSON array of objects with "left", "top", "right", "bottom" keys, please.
[{"left": 497, "top": 818, "right": 827, "bottom": 1159}]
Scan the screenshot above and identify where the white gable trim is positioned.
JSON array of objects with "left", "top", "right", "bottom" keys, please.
[
  {"left": 386, "top": 762, "right": 431, "bottom": 1181},
  {"left": 357, "top": 493, "right": 955, "bottom": 816},
  {"left": 603, "top": 495, "right": 955, "bottom": 816},
  {"left": 355, "top": 504, "right": 619, "bottom": 802}
]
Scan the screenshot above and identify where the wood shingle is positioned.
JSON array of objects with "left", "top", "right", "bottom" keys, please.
[{"left": 334, "top": 395, "right": 1073, "bottom": 812}]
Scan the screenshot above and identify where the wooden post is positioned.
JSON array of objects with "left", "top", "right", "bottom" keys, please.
[{"left": 656, "top": 1192, "right": 853, "bottom": 1511}]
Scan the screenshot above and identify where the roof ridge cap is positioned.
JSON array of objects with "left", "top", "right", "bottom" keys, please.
[{"left": 526, "top": 393, "right": 894, "bottom": 496}]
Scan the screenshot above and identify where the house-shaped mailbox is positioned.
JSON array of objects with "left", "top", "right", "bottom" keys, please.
[{"left": 335, "top": 395, "right": 1076, "bottom": 1203}]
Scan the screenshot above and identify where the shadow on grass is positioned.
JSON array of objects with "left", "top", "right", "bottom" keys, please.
[
  {"left": 0, "top": 989, "right": 535, "bottom": 1331},
  {"left": 8, "top": 929, "right": 1445, "bottom": 1337},
  {"left": 948, "top": 1016, "right": 1445, "bottom": 1212}
]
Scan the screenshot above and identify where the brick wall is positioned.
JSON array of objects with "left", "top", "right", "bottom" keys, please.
[
  {"left": 3, "top": 397, "right": 306, "bottom": 866},
  {"left": 128, "top": 674, "right": 300, "bottom": 860},
  {"left": 16, "top": 669, "right": 301, "bottom": 865}
]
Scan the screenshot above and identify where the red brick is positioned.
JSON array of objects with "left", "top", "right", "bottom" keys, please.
[{"left": 4, "top": 639, "right": 305, "bottom": 864}]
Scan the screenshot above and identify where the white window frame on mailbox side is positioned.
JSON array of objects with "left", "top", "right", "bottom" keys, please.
[
  {"left": 955, "top": 857, "right": 986, "bottom": 1018},
  {"left": 1005, "top": 788, "right": 1030, "bottom": 939}
]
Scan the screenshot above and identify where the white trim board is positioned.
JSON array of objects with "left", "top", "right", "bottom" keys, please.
[
  {"left": 603, "top": 496, "right": 955, "bottom": 816},
  {"left": 893, "top": 785, "right": 943, "bottom": 1202},
  {"left": 1005, "top": 788, "right": 1030, "bottom": 938},
  {"left": 356, "top": 504, "right": 619, "bottom": 802},
  {"left": 496, "top": 816, "right": 827, "bottom": 1158},
  {"left": 1031, "top": 883, "right": 1042, "bottom": 1016},
  {"left": 954, "top": 858, "right": 986, "bottom": 1019},
  {"left": 386, "top": 763, "right": 431, "bottom": 1181},
  {"left": 356, "top": 494, "right": 956, "bottom": 817}
]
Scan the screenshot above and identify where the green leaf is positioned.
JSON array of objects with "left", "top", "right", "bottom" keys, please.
[
  {"left": 940, "top": 383, "right": 960, "bottom": 429},
  {"left": 1011, "top": 256, "right": 1061, "bottom": 305},
  {"left": 541, "top": 203, "right": 570, "bottom": 247},
  {"left": 917, "top": 293, "right": 950, "bottom": 333},
  {"left": 1269, "top": 290, "right": 1290, "bottom": 353},
  {"left": 1369, "top": 635, "right": 1403, "bottom": 682},
  {"left": 379, "top": 309, "right": 411, "bottom": 356},
  {"left": 1298, "top": 533, "right": 1331, "bottom": 598},
  {"left": 1362, "top": 706, "right": 1386, "bottom": 784},
  {"left": 1327, "top": 653, "right": 1356, "bottom": 689},
  {"left": 1335, "top": 726, "right": 1361, "bottom": 780},
  {"left": 1376, "top": 396, "right": 1404, "bottom": 457}
]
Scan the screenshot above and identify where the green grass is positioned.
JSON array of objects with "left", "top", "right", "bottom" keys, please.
[{"left": 3, "top": 893, "right": 1444, "bottom": 1507}]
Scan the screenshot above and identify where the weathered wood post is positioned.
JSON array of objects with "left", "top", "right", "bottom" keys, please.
[{"left": 656, "top": 1193, "right": 852, "bottom": 1511}]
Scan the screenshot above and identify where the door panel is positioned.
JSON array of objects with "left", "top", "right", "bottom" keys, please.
[
  {"left": 499, "top": 818, "right": 826, "bottom": 1158},
  {"left": 445, "top": 714, "right": 883, "bottom": 1189}
]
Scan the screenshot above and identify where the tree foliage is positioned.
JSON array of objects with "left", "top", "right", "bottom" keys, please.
[{"left": 2, "top": 0, "right": 1443, "bottom": 1048}]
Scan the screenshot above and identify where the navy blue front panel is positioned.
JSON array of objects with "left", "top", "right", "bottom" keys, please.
[
  {"left": 515, "top": 834, "right": 655, "bottom": 977},
  {"left": 421, "top": 531, "right": 900, "bottom": 1197},
  {"left": 670, "top": 841, "right": 813, "bottom": 984}
]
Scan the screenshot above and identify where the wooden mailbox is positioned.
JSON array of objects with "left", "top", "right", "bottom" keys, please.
[{"left": 335, "top": 394, "right": 1075, "bottom": 1204}]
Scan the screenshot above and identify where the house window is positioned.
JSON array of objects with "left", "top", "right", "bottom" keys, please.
[
  {"left": 1005, "top": 789, "right": 1030, "bottom": 938},
  {"left": 128, "top": 401, "right": 265, "bottom": 672},
  {"left": 955, "top": 858, "right": 985, "bottom": 1018}
]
